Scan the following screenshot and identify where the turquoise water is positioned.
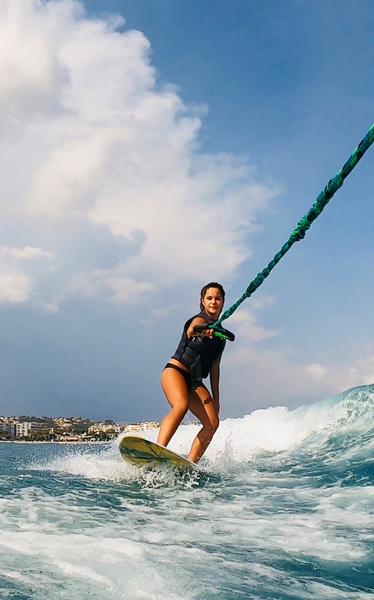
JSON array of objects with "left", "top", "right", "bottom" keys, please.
[{"left": 0, "top": 385, "right": 373, "bottom": 599}]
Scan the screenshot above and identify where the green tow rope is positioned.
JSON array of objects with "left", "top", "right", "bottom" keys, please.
[{"left": 214, "top": 123, "right": 374, "bottom": 329}]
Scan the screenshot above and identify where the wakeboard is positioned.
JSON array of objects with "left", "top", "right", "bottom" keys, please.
[{"left": 119, "top": 435, "right": 195, "bottom": 469}]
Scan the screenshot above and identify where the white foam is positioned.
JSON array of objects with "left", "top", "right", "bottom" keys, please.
[
  {"left": 4, "top": 386, "right": 370, "bottom": 599},
  {"left": 30, "top": 386, "right": 373, "bottom": 482},
  {"left": 146, "top": 387, "right": 374, "bottom": 467}
]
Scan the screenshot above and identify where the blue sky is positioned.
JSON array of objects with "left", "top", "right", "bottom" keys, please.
[{"left": 0, "top": 0, "right": 373, "bottom": 421}]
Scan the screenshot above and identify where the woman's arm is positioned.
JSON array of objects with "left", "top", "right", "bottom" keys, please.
[{"left": 186, "top": 317, "right": 214, "bottom": 339}]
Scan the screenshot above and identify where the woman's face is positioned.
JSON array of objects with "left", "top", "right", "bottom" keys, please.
[{"left": 201, "top": 287, "right": 224, "bottom": 319}]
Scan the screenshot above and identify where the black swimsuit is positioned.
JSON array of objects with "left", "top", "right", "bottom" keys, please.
[
  {"left": 164, "top": 310, "right": 226, "bottom": 389},
  {"left": 164, "top": 362, "right": 192, "bottom": 388}
]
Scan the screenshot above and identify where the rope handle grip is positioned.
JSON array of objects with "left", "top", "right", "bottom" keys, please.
[{"left": 194, "top": 324, "right": 235, "bottom": 342}]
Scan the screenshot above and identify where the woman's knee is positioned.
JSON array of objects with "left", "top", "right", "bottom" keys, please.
[
  {"left": 203, "top": 415, "right": 219, "bottom": 437},
  {"left": 210, "top": 415, "right": 219, "bottom": 433},
  {"left": 170, "top": 401, "right": 189, "bottom": 419}
]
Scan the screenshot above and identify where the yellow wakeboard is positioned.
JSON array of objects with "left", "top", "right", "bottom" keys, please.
[{"left": 119, "top": 435, "right": 195, "bottom": 469}]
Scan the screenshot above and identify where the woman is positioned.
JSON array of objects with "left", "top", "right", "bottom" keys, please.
[{"left": 157, "top": 282, "right": 227, "bottom": 463}]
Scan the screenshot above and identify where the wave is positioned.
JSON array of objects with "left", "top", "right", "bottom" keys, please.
[
  {"left": 31, "top": 385, "right": 374, "bottom": 485},
  {"left": 169, "top": 384, "right": 374, "bottom": 462}
]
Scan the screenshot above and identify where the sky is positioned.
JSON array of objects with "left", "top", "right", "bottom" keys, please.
[{"left": 0, "top": 0, "right": 373, "bottom": 422}]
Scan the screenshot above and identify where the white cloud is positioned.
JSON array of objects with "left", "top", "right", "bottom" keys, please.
[
  {"left": 305, "top": 363, "right": 327, "bottom": 381},
  {"left": 64, "top": 268, "right": 154, "bottom": 304},
  {"left": 0, "top": 0, "right": 68, "bottom": 120},
  {"left": 228, "top": 308, "right": 280, "bottom": 343},
  {"left": 1, "top": 246, "right": 54, "bottom": 261},
  {"left": 0, "top": 272, "right": 32, "bottom": 303},
  {"left": 338, "top": 353, "right": 374, "bottom": 388},
  {"left": 41, "top": 302, "right": 59, "bottom": 314},
  {"left": 249, "top": 294, "right": 276, "bottom": 311},
  {"left": 0, "top": 245, "right": 54, "bottom": 305},
  {"left": 221, "top": 337, "right": 374, "bottom": 416},
  {"left": 0, "top": 2, "right": 370, "bottom": 417},
  {"left": 0, "top": 0, "right": 278, "bottom": 310}
]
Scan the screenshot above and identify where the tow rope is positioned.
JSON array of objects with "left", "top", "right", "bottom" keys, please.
[{"left": 213, "top": 123, "right": 374, "bottom": 329}]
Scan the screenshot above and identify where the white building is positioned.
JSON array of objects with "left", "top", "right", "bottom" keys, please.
[
  {"left": 14, "top": 422, "right": 48, "bottom": 438},
  {"left": 124, "top": 422, "right": 159, "bottom": 433},
  {"left": 88, "top": 423, "right": 120, "bottom": 435}
]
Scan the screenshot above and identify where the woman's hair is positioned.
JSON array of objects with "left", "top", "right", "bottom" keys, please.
[{"left": 200, "top": 282, "right": 225, "bottom": 311}]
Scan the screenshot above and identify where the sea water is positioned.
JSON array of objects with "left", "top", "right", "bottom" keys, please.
[{"left": 0, "top": 384, "right": 373, "bottom": 600}]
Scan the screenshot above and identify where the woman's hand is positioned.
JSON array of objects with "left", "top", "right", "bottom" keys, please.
[{"left": 187, "top": 317, "right": 211, "bottom": 339}]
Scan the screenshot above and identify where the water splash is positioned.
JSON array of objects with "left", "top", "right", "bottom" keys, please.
[{"left": 2, "top": 385, "right": 373, "bottom": 600}]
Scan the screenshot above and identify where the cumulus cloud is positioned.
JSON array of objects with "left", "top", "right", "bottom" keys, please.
[
  {"left": 222, "top": 339, "right": 374, "bottom": 416},
  {"left": 65, "top": 266, "right": 154, "bottom": 303},
  {"left": 0, "top": 0, "right": 68, "bottom": 120},
  {"left": 228, "top": 307, "right": 280, "bottom": 343},
  {"left": 217, "top": 294, "right": 371, "bottom": 415},
  {"left": 0, "top": 245, "right": 54, "bottom": 305},
  {"left": 340, "top": 353, "right": 374, "bottom": 388},
  {"left": 224, "top": 346, "right": 323, "bottom": 415},
  {"left": 1, "top": 246, "right": 54, "bottom": 261},
  {"left": 0, "top": 0, "right": 277, "bottom": 311},
  {"left": 0, "top": 1, "right": 370, "bottom": 418},
  {"left": 0, "top": 272, "right": 32, "bottom": 303},
  {"left": 305, "top": 363, "right": 327, "bottom": 381}
]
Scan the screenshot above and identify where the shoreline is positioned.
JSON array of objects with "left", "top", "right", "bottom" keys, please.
[{"left": 0, "top": 440, "right": 112, "bottom": 445}]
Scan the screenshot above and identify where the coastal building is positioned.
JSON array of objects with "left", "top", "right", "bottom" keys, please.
[
  {"left": 0, "top": 416, "right": 160, "bottom": 441},
  {"left": 54, "top": 418, "right": 73, "bottom": 430},
  {"left": 57, "top": 432, "right": 82, "bottom": 442},
  {"left": 88, "top": 422, "right": 121, "bottom": 435},
  {"left": 124, "top": 421, "right": 159, "bottom": 433},
  {"left": 14, "top": 422, "right": 49, "bottom": 438},
  {"left": 0, "top": 422, "right": 11, "bottom": 434}
]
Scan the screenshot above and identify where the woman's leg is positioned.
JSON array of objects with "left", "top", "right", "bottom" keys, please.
[
  {"left": 157, "top": 368, "right": 190, "bottom": 447},
  {"left": 187, "top": 386, "right": 219, "bottom": 463}
]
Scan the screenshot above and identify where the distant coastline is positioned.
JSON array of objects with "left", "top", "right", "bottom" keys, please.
[
  {"left": 0, "top": 439, "right": 111, "bottom": 444},
  {"left": 0, "top": 416, "right": 160, "bottom": 443}
]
